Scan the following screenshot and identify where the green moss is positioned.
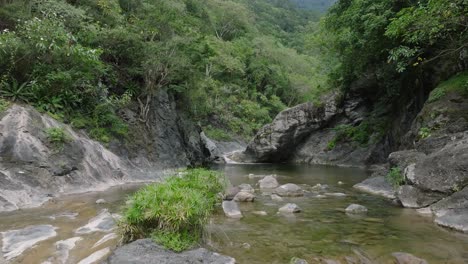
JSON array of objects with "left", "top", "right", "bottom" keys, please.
[
  {"left": 118, "top": 168, "right": 225, "bottom": 252},
  {"left": 386, "top": 167, "right": 404, "bottom": 188},
  {"left": 428, "top": 71, "right": 468, "bottom": 103}
]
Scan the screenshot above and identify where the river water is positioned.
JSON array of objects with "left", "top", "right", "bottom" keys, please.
[{"left": 0, "top": 164, "right": 467, "bottom": 263}]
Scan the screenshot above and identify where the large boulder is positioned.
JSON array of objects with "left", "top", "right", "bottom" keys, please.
[
  {"left": 397, "top": 185, "right": 445, "bottom": 209},
  {"left": 258, "top": 176, "right": 279, "bottom": 189},
  {"left": 431, "top": 187, "right": 468, "bottom": 232},
  {"left": 242, "top": 93, "right": 339, "bottom": 163},
  {"left": 354, "top": 176, "right": 396, "bottom": 199},
  {"left": 104, "top": 239, "right": 235, "bottom": 264}
]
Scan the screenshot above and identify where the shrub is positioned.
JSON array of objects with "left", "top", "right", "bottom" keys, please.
[
  {"left": 386, "top": 167, "right": 405, "bottom": 188},
  {"left": 118, "top": 168, "right": 225, "bottom": 252},
  {"left": 204, "top": 126, "right": 232, "bottom": 141},
  {"left": 45, "top": 127, "right": 71, "bottom": 146},
  {"left": 418, "top": 127, "right": 431, "bottom": 140},
  {"left": 0, "top": 99, "right": 10, "bottom": 113}
]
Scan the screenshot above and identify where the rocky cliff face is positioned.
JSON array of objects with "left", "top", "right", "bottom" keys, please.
[{"left": 0, "top": 89, "right": 223, "bottom": 212}]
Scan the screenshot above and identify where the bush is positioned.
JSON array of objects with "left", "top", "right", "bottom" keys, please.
[
  {"left": 0, "top": 99, "right": 10, "bottom": 113},
  {"left": 418, "top": 127, "right": 431, "bottom": 140},
  {"left": 45, "top": 127, "right": 71, "bottom": 147},
  {"left": 386, "top": 167, "right": 405, "bottom": 188},
  {"left": 118, "top": 168, "right": 225, "bottom": 252},
  {"left": 204, "top": 126, "right": 232, "bottom": 141}
]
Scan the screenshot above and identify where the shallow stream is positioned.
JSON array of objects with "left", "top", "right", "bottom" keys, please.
[{"left": 0, "top": 164, "right": 467, "bottom": 263}]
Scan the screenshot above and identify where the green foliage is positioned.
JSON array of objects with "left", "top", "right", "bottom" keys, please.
[
  {"left": 204, "top": 126, "right": 232, "bottom": 141},
  {"left": 118, "top": 168, "right": 224, "bottom": 251},
  {"left": 386, "top": 167, "right": 405, "bottom": 188},
  {"left": 428, "top": 72, "right": 468, "bottom": 103},
  {"left": 0, "top": 80, "right": 33, "bottom": 102},
  {"left": 45, "top": 127, "right": 71, "bottom": 147},
  {"left": 418, "top": 127, "right": 431, "bottom": 140},
  {"left": 0, "top": 98, "right": 10, "bottom": 113}
]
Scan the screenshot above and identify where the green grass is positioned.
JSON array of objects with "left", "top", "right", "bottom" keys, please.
[
  {"left": 118, "top": 168, "right": 225, "bottom": 252},
  {"left": 45, "top": 127, "right": 71, "bottom": 147},
  {"left": 0, "top": 98, "right": 10, "bottom": 113},
  {"left": 428, "top": 71, "right": 468, "bottom": 103},
  {"left": 386, "top": 167, "right": 405, "bottom": 188}
]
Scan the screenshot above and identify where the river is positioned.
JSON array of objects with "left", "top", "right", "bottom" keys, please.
[{"left": 0, "top": 164, "right": 467, "bottom": 263}]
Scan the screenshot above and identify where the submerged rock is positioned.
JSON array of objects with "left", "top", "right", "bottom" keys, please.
[
  {"left": 258, "top": 176, "right": 279, "bottom": 189},
  {"left": 274, "top": 184, "right": 304, "bottom": 197},
  {"left": 48, "top": 237, "right": 82, "bottom": 264},
  {"left": 222, "top": 201, "right": 242, "bottom": 219},
  {"left": 253, "top": 211, "right": 268, "bottom": 216},
  {"left": 93, "top": 233, "right": 118, "bottom": 248},
  {"left": 238, "top": 184, "right": 255, "bottom": 194},
  {"left": 78, "top": 247, "right": 111, "bottom": 264},
  {"left": 104, "top": 239, "right": 235, "bottom": 264},
  {"left": 233, "top": 191, "right": 255, "bottom": 202},
  {"left": 271, "top": 194, "right": 283, "bottom": 202},
  {"left": 324, "top": 192, "right": 346, "bottom": 197},
  {"left": 290, "top": 257, "right": 308, "bottom": 264},
  {"left": 354, "top": 176, "right": 396, "bottom": 199},
  {"left": 345, "top": 204, "right": 368, "bottom": 214},
  {"left": 278, "top": 203, "right": 301, "bottom": 214},
  {"left": 75, "top": 209, "right": 119, "bottom": 234},
  {"left": 391, "top": 252, "right": 428, "bottom": 264},
  {"left": 96, "top": 199, "right": 107, "bottom": 204},
  {"left": 224, "top": 187, "right": 240, "bottom": 201},
  {"left": 1, "top": 225, "right": 57, "bottom": 260}
]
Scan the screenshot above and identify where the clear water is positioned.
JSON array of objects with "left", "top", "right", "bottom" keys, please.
[{"left": 0, "top": 164, "right": 467, "bottom": 263}]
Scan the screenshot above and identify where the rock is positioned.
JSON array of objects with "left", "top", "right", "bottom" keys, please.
[
  {"left": 253, "top": 211, "right": 268, "bottom": 216},
  {"left": 104, "top": 239, "right": 235, "bottom": 264},
  {"left": 397, "top": 185, "right": 445, "bottom": 208},
  {"left": 96, "top": 199, "right": 107, "bottom": 204},
  {"left": 278, "top": 203, "right": 301, "bottom": 214},
  {"left": 274, "top": 184, "right": 304, "bottom": 197},
  {"left": 338, "top": 181, "right": 344, "bottom": 185},
  {"left": 49, "top": 237, "right": 83, "bottom": 264},
  {"left": 271, "top": 194, "right": 283, "bottom": 202},
  {"left": 1, "top": 225, "right": 57, "bottom": 260},
  {"left": 93, "top": 233, "right": 118, "bottom": 248},
  {"left": 75, "top": 209, "right": 119, "bottom": 234},
  {"left": 434, "top": 209, "right": 468, "bottom": 232},
  {"left": 324, "top": 193, "right": 346, "bottom": 197},
  {"left": 224, "top": 186, "right": 240, "bottom": 201},
  {"left": 238, "top": 184, "right": 255, "bottom": 194},
  {"left": 233, "top": 191, "right": 255, "bottom": 202},
  {"left": 290, "top": 257, "right": 308, "bottom": 264},
  {"left": 241, "top": 243, "right": 251, "bottom": 249},
  {"left": 345, "top": 204, "right": 368, "bottom": 214},
  {"left": 391, "top": 252, "right": 428, "bottom": 264},
  {"left": 388, "top": 150, "right": 426, "bottom": 170},
  {"left": 354, "top": 176, "right": 396, "bottom": 199},
  {"left": 222, "top": 201, "right": 242, "bottom": 219},
  {"left": 243, "top": 93, "right": 339, "bottom": 163},
  {"left": 258, "top": 176, "right": 279, "bottom": 189},
  {"left": 311, "top": 183, "right": 328, "bottom": 191},
  {"left": 78, "top": 247, "right": 111, "bottom": 264}
]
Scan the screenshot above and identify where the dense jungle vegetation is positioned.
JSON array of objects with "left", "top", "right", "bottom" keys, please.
[{"left": 0, "top": 0, "right": 466, "bottom": 142}]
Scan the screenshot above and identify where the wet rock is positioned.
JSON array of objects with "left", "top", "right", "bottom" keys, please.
[
  {"left": 345, "top": 204, "right": 368, "bottom": 214},
  {"left": 290, "top": 257, "right": 308, "bottom": 264},
  {"left": 241, "top": 243, "right": 251, "bottom": 249},
  {"left": 278, "top": 203, "right": 301, "bottom": 214},
  {"left": 338, "top": 181, "right": 344, "bottom": 185},
  {"left": 78, "top": 247, "right": 111, "bottom": 264},
  {"left": 253, "top": 211, "right": 268, "bottom": 216},
  {"left": 222, "top": 201, "right": 242, "bottom": 219},
  {"left": 311, "top": 184, "right": 328, "bottom": 191},
  {"left": 1, "top": 225, "right": 57, "bottom": 260},
  {"left": 75, "top": 209, "right": 119, "bottom": 234},
  {"left": 258, "top": 176, "right": 279, "bottom": 189},
  {"left": 233, "top": 191, "right": 255, "bottom": 202},
  {"left": 324, "top": 193, "right": 346, "bottom": 197},
  {"left": 274, "top": 184, "right": 304, "bottom": 197},
  {"left": 354, "top": 176, "right": 396, "bottom": 199},
  {"left": 238, "top": 184, "right": 255, "bottom": 194},
  {"left": 224, "top": 187, "right": 240, "bottom": 201},
  {"left": 391, "top": 252, "right": 428, "bottom": 264},
  {"left": 93, "top": 233, "right": 118, "bottom": 248},
  {"left": 104, "top": 239, "right": 235, "bottom": 264},
  {"left": 397, "top": 185, "right": 445, "bottom": 208},
  {"left": 434, "top": 209, "right": 468, "bottom": 232},
  {"left": 49, "top": 237, "right": 82, "bottom": 264},
  {"left": 96, "top": 199, "right": 107, "bottom": 204},
  {"left": 271, "top": 194, "right": 283, "bottom": 202}
]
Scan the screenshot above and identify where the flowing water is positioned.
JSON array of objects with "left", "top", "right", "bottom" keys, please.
[{"left": 0, "top": 164, "right": 467, "bottom": 263}]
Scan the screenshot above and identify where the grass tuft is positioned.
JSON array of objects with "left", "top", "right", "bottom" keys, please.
[
  {"left": 118, "top": 168, "right": 225, "bottom": 252},
  {"left": 386, "top": 167, "right": 405, "bottom": 188}
]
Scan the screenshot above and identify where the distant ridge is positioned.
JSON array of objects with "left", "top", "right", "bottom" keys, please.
[{"left": 290, "top": 0, "right": 336, "bottom": 12}]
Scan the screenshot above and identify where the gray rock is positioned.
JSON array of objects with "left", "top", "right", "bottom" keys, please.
[
  {"left": 271, "top": 194, "right": 283, "bottom": 202},
  {"left": 258, "top": 176, "right": 279, "bottom": 189},
  {"left": 96, "top": 199, "right": 107, "bottom": 204},
  {"left": 274, "top": 183, "right": 304, "bottom": 197},
  {"left": 75, "top": 209, "right": 118, "bottom": 234},
  {"left": 345, "top": 204, "right": 368, "bottom": 214},
  {"left": 252, "top": 211, "right": 268, "bottom": 216},
  {"left": 224, "top": 187, "right": 240, "bottom": 201},
  {"left": 290, "top": 257, "right": 308, "bottom": 264},
  {"left": 105, "top": 239, "right": 235, "bottom": 264},
  {"left": 388, "top": 150, "right": 426, "bottom": 169},
  {"left": 391, "top": 252, "right": 428, "bottom": 264},
  {"left": 397, "top": 185, "right": 445, "bottom": 208},
  {"left": 354, "top": 176, "right": 396, "bottom": 199},
  {"left": 238, "top": 184, "right": 255, "bottom": 194},
  {"left": 324, "top": 192, "right": 346, "bottom": 197},
  {"left": 278, "top": 203, "right": 301, "bottom": 214},
  {"left": 243, "top": 93, "right": 339, "bottom": 163},
  {"left": 222, "top": 201, "right": 242, "bottom": 219},
  {"left": 434, "top": 209, "right": 468, "bottom": 232},
  {"left": 1, "top": 225, "right": 57, "bottom": 260},
  {"left": 233, "top": 191, "right": 255, "bottom": 202}
]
